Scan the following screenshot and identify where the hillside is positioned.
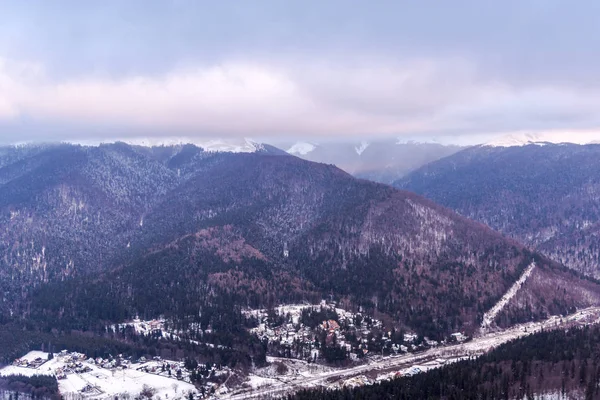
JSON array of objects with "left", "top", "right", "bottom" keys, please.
[
  {"left": 396, "top": 143, "right": 600, "bottom": 278},
  {"left": 0, "top": 143, "right": 598, "bottom": 345}
]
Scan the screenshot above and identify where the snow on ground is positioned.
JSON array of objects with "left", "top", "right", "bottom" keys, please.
[
  {"left": 531, "top": 391, "right": 580, "bottom": 400},
  {"left": 245, "top": 375, "right": 279, "bottom": 389},
  {"left": 113, "top": 318, "right": 226, "bottom": 350},
  {"left": 243, "top": 302, "right": 319, "bottom": 325},
  {"left": 263, "top": 356, "right": 335, "bottom": 377},
  {"left": 1, "top": 351, "right": 53, "bottom": 377},
  {"left": 0, "top": 351, "right": 197, "bottom": 399},
  {"left": 244, "top": 301, "right": 379, "bottom": 328},
  {"left": 0, "top": 365, "right": 52, "bottom": 377},
  {"left": 113, "top": 317, "right": 165, "bottom": 335},
  {"left": 59, "top": 364, "right": 195, "bottom": 398},
  {"left": 5, "top": 306, "right": 600, "bottom": 400},
  {"left": 481, "top": 262, "right": 535, "bottom": 332},
  {"left": 17, "top": 351, "right": 49, "bottom": 363}
]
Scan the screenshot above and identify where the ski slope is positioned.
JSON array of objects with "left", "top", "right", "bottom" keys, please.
[{"left": 480, "top": 262, "right": 536, "bottom": 333}]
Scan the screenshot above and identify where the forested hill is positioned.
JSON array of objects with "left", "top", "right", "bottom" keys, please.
[
  {"left": 0, "top": 143, "right": 599, "bottom": 343},
  {"left": 397, "top": 143, "right": 600, "bottom": 279}
]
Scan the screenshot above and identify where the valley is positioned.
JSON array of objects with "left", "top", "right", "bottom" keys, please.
[
  {"left": 4, "top": 4, "right": 600, "bottom": 398},
  {"left": 4, "top": 305, "right": 598, "bottom": 399},
  {"left": 1, "top": 143, "right": 600, "bottom": 399}
]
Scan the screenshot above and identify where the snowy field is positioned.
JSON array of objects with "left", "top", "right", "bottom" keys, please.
[
  {"left": 1, "top": 351, "right": 197, "bottom": 399},
  {"left": 55, "top": 365, "right": 195, "bottom": 399}
]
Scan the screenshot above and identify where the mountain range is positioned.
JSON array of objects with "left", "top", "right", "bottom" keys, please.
[{"left": 0, "top": 142, "right": 596, "bottom": 343}]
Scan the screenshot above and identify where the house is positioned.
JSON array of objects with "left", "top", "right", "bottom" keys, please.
[
  {"left": 149, "top": 320, "right": 162, "bottom": 332},
  {"left": 451, "top": 332, "right": 467, "bottom": 342},
  {"left": 321, "top": 320, "right": 340, "bottom": 331},
  {"left": 403, "top": 366, "right": 421, "bottom": 376},
  {"left": 403, "top": 333, "right": 418, "bottom": 343}
]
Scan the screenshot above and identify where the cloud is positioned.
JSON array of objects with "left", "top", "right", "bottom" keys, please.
[
  {"left": 28, "top": 64, "right": 309, "bottom": 132},
  {"left": 0, "top": 58, "right": 456, "bottom": 137},
  {"left": 2, "top": 55, "right": 600, "bottom": 144}
]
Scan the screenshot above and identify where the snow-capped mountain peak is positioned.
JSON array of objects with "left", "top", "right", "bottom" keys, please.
[
  {"left": 287, "top": 141, "right": 317, "bottom": 155},
  {"left": 69, "top": 137, "right": 266, "bottom": 153},
  {"left": 484, "top": 131, "right": 600, "bottom": 147}
]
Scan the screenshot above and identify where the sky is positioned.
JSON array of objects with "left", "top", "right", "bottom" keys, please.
[{"left": 1, "top": 0, "right": 600, "bottom": 145}]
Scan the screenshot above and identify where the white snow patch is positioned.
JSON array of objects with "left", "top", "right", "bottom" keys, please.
[
  {"left": 530, "top": 392, "right": 574, "bottom": 400},
  {"left": 481, "top": 262, "right": 536, "bottom": 332},
  {"left": 245, "top": 375, "right": 279, "bottom": 389},
  {"left": 287, "top": 141, "right": 316, "bottom": 155},
  {"left": 354, "top": 141, "right": 370, "bottom": 155}
]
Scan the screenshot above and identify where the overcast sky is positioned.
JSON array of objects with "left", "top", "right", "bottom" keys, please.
[{"left": 1, "top": 0, "right": 600, "bottom": 145}]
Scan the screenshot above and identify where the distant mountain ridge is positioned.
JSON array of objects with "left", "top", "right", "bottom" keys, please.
[
  {"left": 397, "top": 143, "right": 600, "bottom": 278},
  {"left": 21, "top": 137, "right": 287, "bottom": 154},
  {"left": 483, "top": 131, "right": 600, "bottom": 147}
]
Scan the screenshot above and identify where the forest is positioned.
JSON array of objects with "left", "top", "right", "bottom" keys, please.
[{"left": 0, "top": 374, "right": 59, "bottom": 399}]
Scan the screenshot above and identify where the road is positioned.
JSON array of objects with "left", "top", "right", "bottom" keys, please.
[{"left": 221, "top": 306, "right": 600, "bottom": 399}]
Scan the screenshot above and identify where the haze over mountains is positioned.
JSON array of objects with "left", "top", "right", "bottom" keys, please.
[
  {"left": 284, "top": 139, "right": 463, "bottom": 184},
  {"left": 281, "top": 130, "right": 600, "bottom": 184}
]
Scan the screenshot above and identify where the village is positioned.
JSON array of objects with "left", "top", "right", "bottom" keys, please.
[
  {"left": 242, "top": 301, "right": 469, "bottom": 364},
  {"left": 110, "top": 303, "right": 469, "bottom": 367},
  {"left": 3, "top": 349, "right": 232, "bottom": 399},
  {"left": 0, "top": 303, "right": 473, "bottom": 399}
]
